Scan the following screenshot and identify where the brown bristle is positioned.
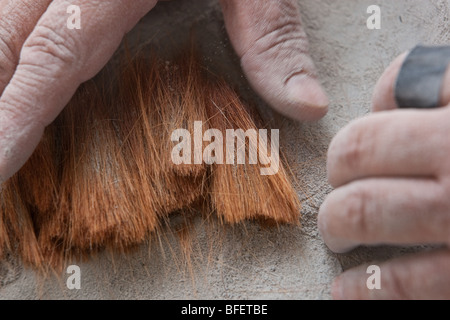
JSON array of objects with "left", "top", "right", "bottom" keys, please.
[
  {"left": 0, "top": 46, "right": 301, "bottom": 270},
  {"left": 0, "top": 177, "right": 42, "bottom": 267},
  {"left": 205, "top": 79, "right": 301, "bottom": 225}
]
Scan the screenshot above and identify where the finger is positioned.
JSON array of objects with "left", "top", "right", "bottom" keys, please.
[
  {"left": 327, "top": 109, "right": 447, "bottom": 188},
  {"left": 372, "top": 52, "right": 450, "bottom": 112},
  {"left": 0, "top": 0, "right": 52, "bottom": 94},
  {"left": 318, "top": 178, "right": 450, "bottom": 253},
  {"left": 0, "top": 0, "right": 158, "bottom": 182},
  {"left": 220, "top": 0, "right": 329, "bottom": 122},
  {"left": 332, "top": 249, "right": 450, "bottom": 300}
]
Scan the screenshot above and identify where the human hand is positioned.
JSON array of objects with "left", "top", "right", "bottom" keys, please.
[
  {"left": 0, "top": 0, "right": 328, "bottom": 184},
  {"left": 220, "top": 0, "right": 329, "bottom": 122},
  {"left": 318, "top": 51, "right": 450, "bottom": 299}
]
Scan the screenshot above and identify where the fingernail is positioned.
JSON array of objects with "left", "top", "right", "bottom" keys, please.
[{"left": 286, "top": 74, "right": 329, "bottom": 121}]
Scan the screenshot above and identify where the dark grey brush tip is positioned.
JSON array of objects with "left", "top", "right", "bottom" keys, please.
[{"left": 395, "top": 45, "right": 450, "bottom": 109}]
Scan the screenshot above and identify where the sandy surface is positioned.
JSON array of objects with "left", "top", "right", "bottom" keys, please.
[{"left": 1, "top": 0, "right": 449, "bottom": 300}]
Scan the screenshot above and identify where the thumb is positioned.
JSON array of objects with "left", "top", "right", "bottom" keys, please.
[{"left": 220, "top": 0, "right": 329, "bottom": 122}]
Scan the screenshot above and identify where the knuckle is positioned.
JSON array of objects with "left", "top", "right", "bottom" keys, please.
[
  {"left": 341, "top": 186, "right": 371, "bottom": 238},
  {"left": 244, "top": 3, "right": 308, "bottom": 58},
  {"left": 21, "top": 25, "right": 79, "bottom": 75},
  {"left": 336, "top": 121, "right": 368, "bottom": 172},
  {"left": 240, "top": 18, "right": 314, "bottom": 89},
  {"left": 250, "top": 22, "right": 308, "bottom": 59}
]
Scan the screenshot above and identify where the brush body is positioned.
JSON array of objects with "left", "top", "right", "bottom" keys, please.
[{"left": 0, "top": 49, "right": 301, "bottom": 269}]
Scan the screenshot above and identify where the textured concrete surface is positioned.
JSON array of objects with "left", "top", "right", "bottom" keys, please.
[{"left": 0, "top": 0, "right": 449, "bottom": 300}]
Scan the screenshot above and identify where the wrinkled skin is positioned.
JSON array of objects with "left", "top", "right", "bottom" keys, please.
[
  {"left": 319, "top": 54, "right": 450, "bottom": 299},
  {"left": 0, "top": 0, "right": 328, "bottom": 183}
]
